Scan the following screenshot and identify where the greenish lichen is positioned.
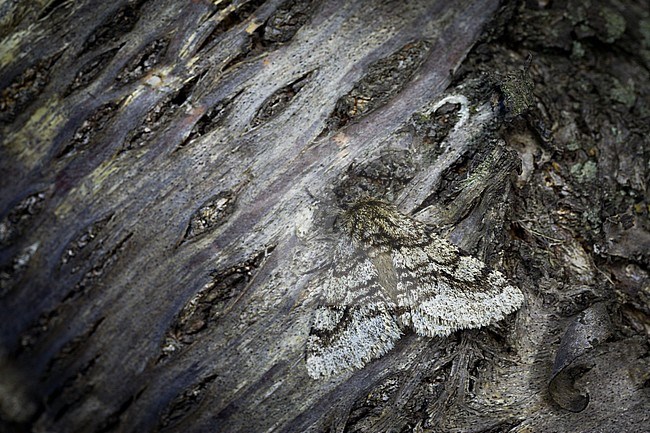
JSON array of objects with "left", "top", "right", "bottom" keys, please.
[
  {"left": 600, "top": 7, "right": 626, "bottom": 43},
  {"left": 640, "top": 18, "right": 650, "bottom": 47},
  {"left": 566, "top": 140, "right": 581, "bottom": 151},
  {"left": 571, "top": 41, "right": 586, "bottom": 59},
  {"left": 582, "top": 207, "right": 602, "bottom": 233},
  {"left": 570, "top": 160, "right": 598, "bottom": 183},
  {"left": 610, "top": 77, "right": 636, "bottom": 108}
]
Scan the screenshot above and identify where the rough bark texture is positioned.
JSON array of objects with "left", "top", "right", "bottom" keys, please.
[{"left": 1, "top": 0, "right": 649, "bottom": 432}]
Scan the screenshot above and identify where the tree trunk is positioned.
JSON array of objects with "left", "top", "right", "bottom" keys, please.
[{"left": 1, "top": 0, "right": 648, "bottom": 432}]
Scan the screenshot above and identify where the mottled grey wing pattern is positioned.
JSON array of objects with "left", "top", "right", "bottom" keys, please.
[
  {"left": 306, "top": 239, "right": 402, "bottom": 379},
  {"left": 390, "top": 233, "right": 525, "bottom": 337},
  {"left": 306, "top": 199, "right": 524, "bottom": 379}
]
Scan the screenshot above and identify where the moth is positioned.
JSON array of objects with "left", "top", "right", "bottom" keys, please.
[{"left": 306, "top": 199, "right": 524, "bottom": 379}]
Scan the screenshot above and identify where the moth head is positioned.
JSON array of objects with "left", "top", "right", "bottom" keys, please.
[
  {"left": 336, "top": 199, "right": 429, "bottom": 249},
  {"left": 337, "top": 199, "right": 396, "bottom": 237}
]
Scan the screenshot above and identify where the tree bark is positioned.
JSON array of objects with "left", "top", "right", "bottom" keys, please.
[{"left": 1, "top": 0, "right": 649, "bottom": 432}]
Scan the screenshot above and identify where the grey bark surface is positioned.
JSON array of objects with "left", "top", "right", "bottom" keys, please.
[{"left": 1, "top": 0, "right": 649, "bottom": 432}]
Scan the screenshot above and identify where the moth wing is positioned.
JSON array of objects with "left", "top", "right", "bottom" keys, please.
[
  {"left": 392, "top": 233, "right": 524, "bottom": 337},
  {"left": 306, "top": 240, "right": 402, "bottom": 379}
]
